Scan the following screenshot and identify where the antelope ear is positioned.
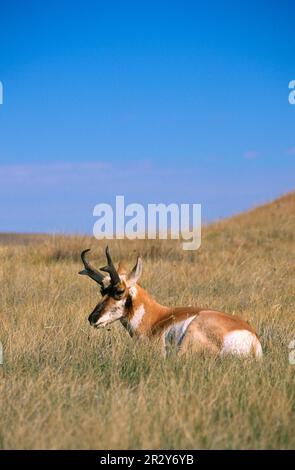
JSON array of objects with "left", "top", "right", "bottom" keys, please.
[{"left": 127, "top": 257, "right": 143, "bottom": 286}]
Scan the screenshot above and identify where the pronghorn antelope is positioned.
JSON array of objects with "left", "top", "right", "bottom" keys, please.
[{"left": 79, "top": 247, "right": 263, "bottom": 359}]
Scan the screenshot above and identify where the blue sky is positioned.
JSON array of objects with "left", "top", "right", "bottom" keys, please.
[{"left": 0, "top": 1, "right": 294, "bottom": 233}]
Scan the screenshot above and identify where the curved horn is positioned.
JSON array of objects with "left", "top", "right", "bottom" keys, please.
[
  {"left": 79, "top": 249, "right": 105, "bottom": 285},
  {"left": 100, "top": 246, "right": 121, "bottom": 286}
]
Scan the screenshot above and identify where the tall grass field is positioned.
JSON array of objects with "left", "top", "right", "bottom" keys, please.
[{"left": 0, "top": 192, "right": 294, "bottom": 449}]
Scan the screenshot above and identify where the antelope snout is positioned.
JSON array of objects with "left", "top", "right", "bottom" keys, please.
[
  {"left": 88, "top": 313, "right": 97, "bottom": 326},
  {"left": 88, "top": 301, "right": 105, "bottom": 327},
  {"left": 88, "top": 312, "right": 101, "bottom": 327}
]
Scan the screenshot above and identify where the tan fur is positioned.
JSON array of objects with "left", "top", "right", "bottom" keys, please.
[{"left": 123, "top": 284, "right": 261, "bottom": 356}]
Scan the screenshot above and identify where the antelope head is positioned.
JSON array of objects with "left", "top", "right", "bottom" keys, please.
[{"left": 79, "top": 246, "right": 142, "bottom": 328}]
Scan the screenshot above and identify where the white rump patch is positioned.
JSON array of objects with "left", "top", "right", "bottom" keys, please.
[
  {"left": 221, "top": 330, "right": 263, "bottom": 359},
  {"left": 129, "top": 304, "right": 145, "bottom": 332}
]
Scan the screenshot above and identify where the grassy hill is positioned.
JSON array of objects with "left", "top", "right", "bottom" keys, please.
[{"left": 0, "top": 192, "right": 294, "bottom": 449}]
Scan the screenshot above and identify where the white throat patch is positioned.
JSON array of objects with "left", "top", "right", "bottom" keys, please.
[
  {"left": 129, "top": 286, "right": 138, "bottom": 298},
  {"left": 129, "top": 304, "right": 145, "bottom": 332}
]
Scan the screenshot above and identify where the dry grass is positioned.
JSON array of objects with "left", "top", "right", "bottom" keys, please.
[{"left": 0, "top": 192, "right": 295, "bottom": 449}]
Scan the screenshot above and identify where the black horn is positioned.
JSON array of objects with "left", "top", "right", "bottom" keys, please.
[
  {"left": 100, "top": 246, "right": 121, "bottom": 286},
  {"left": 79, "top": 249, "right": 105, "bottom": 285}
]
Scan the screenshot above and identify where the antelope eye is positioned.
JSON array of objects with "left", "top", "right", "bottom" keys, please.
[{"left": 114, "top": 288, "right": 125, "bottom": 299}]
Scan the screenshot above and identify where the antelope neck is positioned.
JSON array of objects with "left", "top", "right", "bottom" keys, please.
[{"left": 121, "top": 285, "right": 169, "bottom": 336}]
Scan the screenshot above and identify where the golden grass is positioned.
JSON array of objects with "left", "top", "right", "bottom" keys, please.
[{"left": 0, "top": 192, "right": 295, "bottom": 449}]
